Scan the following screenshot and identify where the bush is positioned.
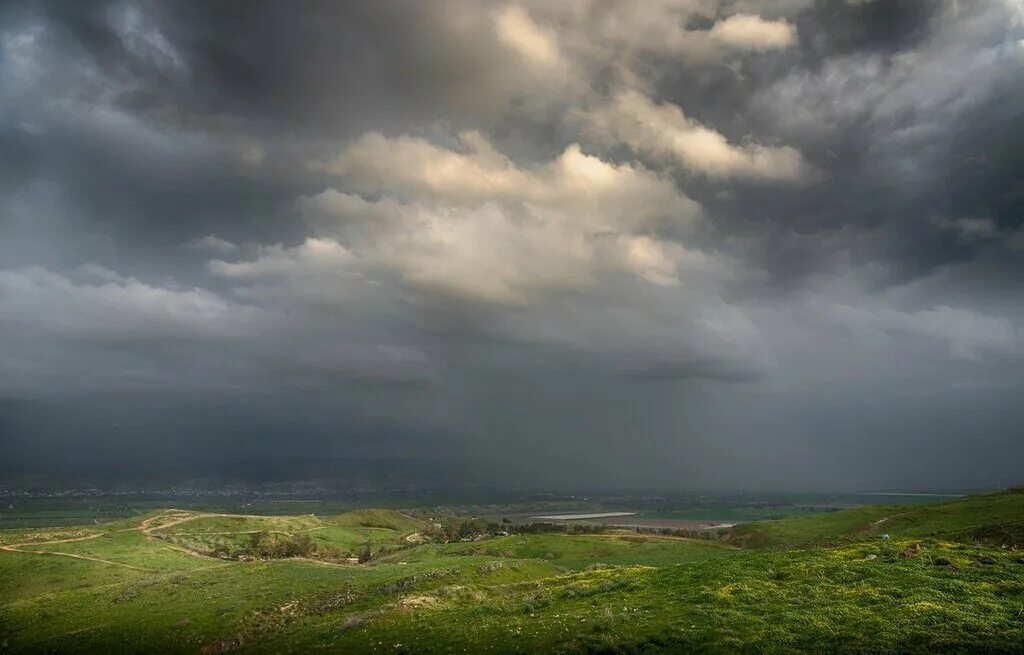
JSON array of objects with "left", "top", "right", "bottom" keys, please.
[
  {"left": 244, "top": 530, "right": 317, "bottom": 559},
  {"left": 358, "top": 544, "right": 372, "bottom": 563}
]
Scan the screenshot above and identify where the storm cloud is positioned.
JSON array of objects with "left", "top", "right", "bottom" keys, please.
[{"left": 1, "top": 0, "right": 1023, "bottom": 491}]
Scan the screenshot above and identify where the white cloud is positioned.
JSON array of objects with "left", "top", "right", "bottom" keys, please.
[
  {"left": 0, "top": 266, "right": 250, "bottom": 340},
  {"left": 299, "top": 131, "right": 709, "bottom": 302},
  {"left": 578, "top": 90, "right": 809, "bottom": 181},
  {"left": 207, "top": 238, "right": 365, "bottom": 304},
  {"left": 188, "top": 234, "right": 239, "bottom": 253},
  {"left": 297, "top": 194, "right": 701, "bottom": 304},
  {"left": 527, "top": 2, "right": 799, "bottom": 63},
  {"left": 836, "top": 304, "right": 1021, "bottom": 361},
  {"left": 328, "top": 131, "right": 699, "bottom": 224},
  {"left": 494, "top": 5, "right": 566, "bottom": 72},
  {"left": 708, "top": 14, "right": 797, "bottom": 50},
  {"left": 75, "top": 262, "right": 130, "bottom": 284},
  {"left": 0, "top": 264, "right": 434, "bottom": 394},
  {"left": 209, "top": 238, "right": 354, "bottom": 279}
]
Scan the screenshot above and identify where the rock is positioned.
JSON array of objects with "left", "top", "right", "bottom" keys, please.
[
  {"left": 977, "top": 556, "right": 996, "bottom": 565},
  {"left": 933, "top": 557, "right": 953, "bottom": 567},
  {"left": 1016, "top": 556, "right": 1024, "bottom": 565}
]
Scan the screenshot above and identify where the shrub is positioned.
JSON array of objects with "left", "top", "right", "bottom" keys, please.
[{"left": 244, "top": 530, "right": 317, "bottom": 559}]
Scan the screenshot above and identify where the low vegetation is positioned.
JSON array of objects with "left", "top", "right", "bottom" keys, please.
[
  {"left": 728, "top": 487, "right": 1024, "bottom": 549},
  {"left": 1, "top": 490, "right": 1022, "bottom": 653}
]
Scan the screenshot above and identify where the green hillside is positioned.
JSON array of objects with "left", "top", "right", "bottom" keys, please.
[
  {"left": 2, "top": 492, "right": 1023, "bottom": 653},
  {"left": 376, "top": 533, "right": 737, "bottom": 571},
  {"left": 728, "top": 487, "right": 1024, "bottom": 549},
  {"left": 315, "top": 540, "right": 1024, "bottom": 655},
  {"left": 139, "top": 509, "right": 427, "bottom": 560}
]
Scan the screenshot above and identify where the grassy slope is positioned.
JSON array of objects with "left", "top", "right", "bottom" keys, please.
[
  {"left": 2, "top": 493, "right": 1024, "bottom": 653},
  {"left": 728, "top": 488, "right": 1024, "bottom": 549},
  {"left": 0, "top": 549, "right": 147, "bottom": 604},
  {"left": 329, "top": 509, "right": 426, "bottom": 533},
  {"left": 19, "top": 529, "right": 212, "bottom": 572},
  {"left": 870, "top": 489, "right": 1024, "bottom": 544},
  {"left": 320, "top": 540, "right": 1024, "bottom": 655},
  {"left": 376, "top": 533, "right": 737, "bottom": 571},
  {"left": 156, "top": 514, "right": 324, "bottom": 535},
  {"left": 0, "top": 527, "right": 104, "bottom": 547},
  {"left": 0, "top": 553, "right": 562, "bottom": 653},
  {"left": 151, "top": 509, "right": 426, "bottom": 558},
  {"left": 726, "top": 505, "right": 899, "bottom": 548}
]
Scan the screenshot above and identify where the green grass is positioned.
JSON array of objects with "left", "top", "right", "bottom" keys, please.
[
  {"left": 0, "top": 526, "right": 105, "bottom": 547},
  {"left": 728, "top": 488, "right": 1024, "bottom": 549},
  {"left": 727, "top": 505, "right": 900, "bottom": 548},
  {"left": 0, "top": 549, "right": 147, "bottom": 604},
  {"left": 862, "top": 488, "right": 1024, "bottom": 544},
  {"left": 0, "top": 552, "right": 561, "bottom": 653},
  {"left": 319, "top": 539, "right": 1024, "bottom": 655},
  {"left": 376, "top": 533, "right": 736, "bottom": 571},
  {"left": 155, "top": 514, "right": 323, "bottom": 535},
  {"left": 18, "top": 529, "right": 212, "bottom": 572},
  {"left": 147, "top": 510, "right": 424, "bottom": 559},
  {"left": 2, "top": 491, "right": 1024, "bottom": 653},
  {"left": 328, "top": 509, "right": 426, "bottom": 533}
]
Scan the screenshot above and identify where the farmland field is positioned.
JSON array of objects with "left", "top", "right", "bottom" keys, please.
[{"left": 1, "top": 490, "right": 1023, "bottom": 653}]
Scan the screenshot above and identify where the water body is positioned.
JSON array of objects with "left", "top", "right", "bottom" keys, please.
[
  {"left": 859, "top": 492, "right": 964, "bottom": 498},
  {"left": 530, "top": 512, "right": 636, "bottom": 521}
]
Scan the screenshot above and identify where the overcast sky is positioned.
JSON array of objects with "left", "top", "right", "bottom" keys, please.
[{"left": 1, "top": 0, "right": 1023, "bottom": 491}]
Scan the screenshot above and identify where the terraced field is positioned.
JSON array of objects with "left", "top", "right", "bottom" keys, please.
[{"left": 1, "top": 491, "right": 1023, "bottom": 653}]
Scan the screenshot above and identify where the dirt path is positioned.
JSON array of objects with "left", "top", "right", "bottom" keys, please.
[
  {"left": 855, "top": 511, "right": 911, "bottom": 534},
  {"left": 404, "top": 531, "right": 424, "bottom": 543},
  {"left": 1, "top": 531, "right": 108, "bottom": 549},
  {"left": 8, "top": 548, "right": 153, "bottom": 571},
  {"left": 2, "top": 511, "right": 351, "bottom": 570},
  {"left": 1, "top": 510, "right": 223, "bottom": 567},
  {"left": 872, "top": 513, "right": 907, "bottom": 526},
  {"left": 139, "top": 510, "right": 209, "bottom": 536},
  {"left": 0, "top": 532, "right": 154, "bottom": 571},
  {"left": 138, "top": 512, "right": 247, "bottom": 561}
]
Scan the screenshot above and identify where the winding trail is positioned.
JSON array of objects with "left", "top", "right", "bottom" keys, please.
[
  {"left": 0, "top": 510, "right": 225, "bottom": 568},
  {"left": 0, "top": 530, "right": 142, "bottom": 569},
  {"left": 5, "top": 509, "right": 456, "bottom": 573},
  {"left": 871, "top": 512, "right": 908, "bottom": 526},
  {"left": 854, "top": 511, "right": 911, "bottom": 534},
  {"left": 0, "top": 531, "right": 153, "bottom": 571}
]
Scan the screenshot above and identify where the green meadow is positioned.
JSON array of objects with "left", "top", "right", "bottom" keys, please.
[{"left": 2, "top": 490, "right": 1023, "bottom": 653}]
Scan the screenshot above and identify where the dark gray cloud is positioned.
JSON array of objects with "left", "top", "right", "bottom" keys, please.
[{"left": 1, "top": 0, "right": 1023, "bottom": 491}]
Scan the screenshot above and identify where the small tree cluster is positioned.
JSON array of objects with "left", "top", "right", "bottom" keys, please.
[{"left": 245, "top": 531, "right": 317, "bottom": 559}]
